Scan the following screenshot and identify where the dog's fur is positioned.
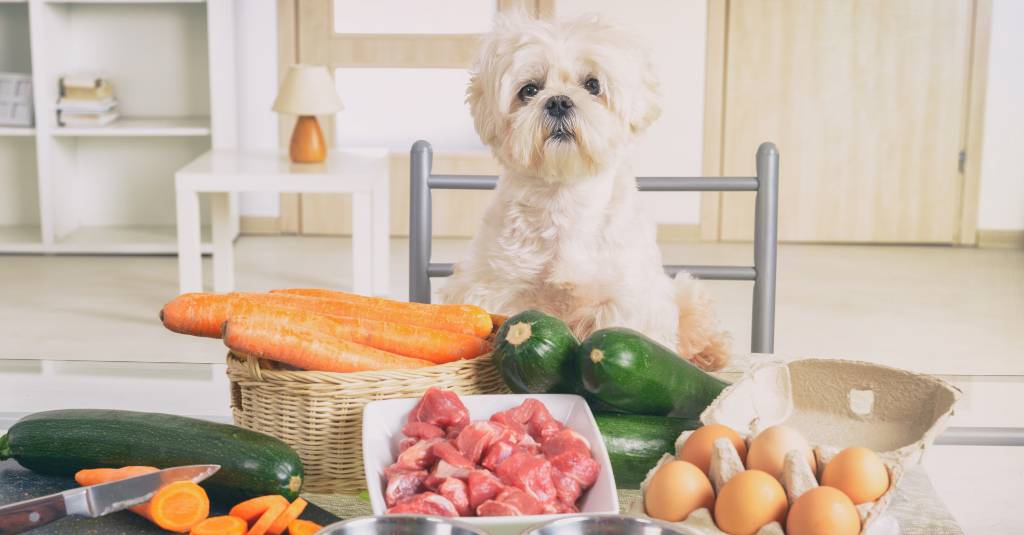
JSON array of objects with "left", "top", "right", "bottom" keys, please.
[{"left": 441, "top": 13, "right": 729, "bottom": 370}]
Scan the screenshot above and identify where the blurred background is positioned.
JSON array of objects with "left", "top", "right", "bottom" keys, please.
[{"left": 0, "top": 1, "right": 1020, "bottom": 531}]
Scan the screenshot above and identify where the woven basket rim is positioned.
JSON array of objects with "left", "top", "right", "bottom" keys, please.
[{"left": 226, "top": 351, "right": 496, "bottom": 384}]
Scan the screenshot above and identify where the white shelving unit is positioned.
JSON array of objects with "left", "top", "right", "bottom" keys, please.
[{"left": 0, "top": 0, "right": 237, "bottom": 254}]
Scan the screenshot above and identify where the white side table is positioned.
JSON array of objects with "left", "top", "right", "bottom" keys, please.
[{"left": 174, "top": 149, "right": 390, "bottom": 295}]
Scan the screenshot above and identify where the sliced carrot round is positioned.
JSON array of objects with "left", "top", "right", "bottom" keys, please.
[
  {"left": 287, "top": 519, "right": 322, "bottom": 535},
  {"left": 266, "top": 498, "right": 307, "bottom": 535},
  {"left": 246, "top": 501, "right": 287, "bottom": 535},
  {"left": 229, "top": 495, "right": 289, "bottom": 525},
  {"left": 190, "top": 515, "right": 247, "bottom": 535},
  {"left": 147, "top": 481, "right": 210, "bottom": 533}
]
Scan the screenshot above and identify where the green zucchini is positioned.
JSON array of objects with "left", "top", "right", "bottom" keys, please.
[
  {"left": 578, "top": 327, "right": 728, "bottom": 418},
  {"left": 491, "top": 310, "right": 579, "bottom": 394},
  {"left": 595, "top": 413, "right": 701, "bottom": 488},
  {"left": 0, "top": 409, "right": 303, "bottom": 500}
]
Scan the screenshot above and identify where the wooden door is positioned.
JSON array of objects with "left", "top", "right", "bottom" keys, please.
[{"left": 717, "top": 0, "right": 975, "bottom": 243}]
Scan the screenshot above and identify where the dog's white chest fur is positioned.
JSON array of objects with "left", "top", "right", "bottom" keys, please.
[{"left": 441, "top": 163, "right": 678, "bottom": 344}]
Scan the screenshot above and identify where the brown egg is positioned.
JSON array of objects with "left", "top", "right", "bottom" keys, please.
[
  {"left": 821, "top": 446, "right": 890, "bottom": 504},
  {"left": 643, "top": 460, "right": 715, "bottom": 522},
  {"left": 678, "top": 424, "right": 748, "bottom": 475},
  {"left": 787, "top": 486, "right": 861, "bottom": 535},
  {"left": 746, "top": 425, "right": 816, "bottom": 480},
  {"left": 714, "top": 469, "right": 788, "bottom": 535}
]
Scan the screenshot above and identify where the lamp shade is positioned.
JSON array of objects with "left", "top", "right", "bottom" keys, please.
[{"left": 272, "top": 64, "right": 344, "bottom": 115}]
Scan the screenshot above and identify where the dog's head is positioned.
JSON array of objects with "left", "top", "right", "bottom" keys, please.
[{"left": 468, "top": 13, "right": 661, "bottom": 181}]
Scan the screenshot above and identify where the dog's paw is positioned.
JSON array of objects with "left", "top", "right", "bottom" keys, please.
[{"left": 685, "top": 330, "right": 731, "bottom": 372}]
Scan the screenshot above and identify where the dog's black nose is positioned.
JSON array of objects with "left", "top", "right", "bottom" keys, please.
[{"left": 545, "top": 95, "right": 573, "bottom": 118}]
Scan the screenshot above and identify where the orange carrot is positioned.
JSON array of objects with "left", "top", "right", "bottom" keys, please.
[
  {"left": 224, "top": 314, "right": 433, "bottom": 372},
  {"left": 266, "top": 498, "right": 307, "bottom": 535},
  {"left": 228, "top": 496, "right": 289, "bottom": 525},
  {"left": 246, "top": 500, "right": 287, "bottom": 535},
  {"left": 75, "top": 466, "right": 158, "bottom": 487},
  {"left": 216, "top": 306, "right": 488, "bottom": 364},
  {"left": 75, "top": 467, "right": 208, "bottom": 533},
  {"left": 287, "top": 520, "right": 322, "bottom": 535},
  {"left": 271, "top": 288, "right": 493, "bottom": 337},
  {"left": 191, "top": 515, "right": 247, "bottom": 535},
  {"left": 162, "top": 292, "right": 492, "bottom": 339}
]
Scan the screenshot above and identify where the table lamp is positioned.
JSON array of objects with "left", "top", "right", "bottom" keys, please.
[{"left": 273, "top": 64, "right": 344, "bottom": 163}]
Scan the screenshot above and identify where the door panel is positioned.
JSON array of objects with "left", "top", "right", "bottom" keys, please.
[{"left": 720, "top": 0, "right": 973, "bottom": 243}]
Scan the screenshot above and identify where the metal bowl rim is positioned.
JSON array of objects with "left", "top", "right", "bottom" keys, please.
[
  {"left": 317, "top": 514, "right": 489, "bottom": 534},
  {"left": 521, "top": 514, "right": 685, "bottom": 534}
]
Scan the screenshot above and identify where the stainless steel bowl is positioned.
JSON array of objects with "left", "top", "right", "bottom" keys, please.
[
  {"left": 317, "top": 515, "right": 489, "bottom": 535},
  {"left": 522, "top": 515, "right": 687, "bottom": 535}
]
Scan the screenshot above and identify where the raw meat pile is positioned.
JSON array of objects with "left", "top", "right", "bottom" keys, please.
[{"left": 382, "top": 388, "right": 601, "bottom": 517}]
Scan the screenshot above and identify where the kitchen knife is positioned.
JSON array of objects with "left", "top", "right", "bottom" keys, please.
[{"left": 0, "top": 464, "right": 219, "bottom": 535}]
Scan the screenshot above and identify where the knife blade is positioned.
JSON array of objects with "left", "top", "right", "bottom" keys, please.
[{"left": 0, "top": 464, "right": 219, "bottom": 535}]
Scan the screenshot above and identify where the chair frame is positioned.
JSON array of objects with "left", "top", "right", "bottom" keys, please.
[{"left": 409, "top": 140, "right": 780, "bottom": 354}]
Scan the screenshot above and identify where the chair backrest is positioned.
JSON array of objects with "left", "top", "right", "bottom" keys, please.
[{"left": 408, "top": 140, "right": 779, "bottom": 354}]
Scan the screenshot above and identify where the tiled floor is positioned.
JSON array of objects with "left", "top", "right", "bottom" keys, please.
[{"left": 1, "top": 236, "right": 1022, "bottom": 532}]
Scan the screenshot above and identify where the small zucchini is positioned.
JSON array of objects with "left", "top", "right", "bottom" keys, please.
[
  {"left": 491, "top": 310, "right": 579, "bottom": 394},
  {"left": 578, "top": 327, "right": 728, "bottom": 418}
]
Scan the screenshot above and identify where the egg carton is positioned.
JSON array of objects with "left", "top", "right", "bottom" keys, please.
[
  {"left": 630, "top": 358, "right": 960, "bottom": 535},
  {"left": 631, "top": 439, "right": 901, "bottom": 534}
]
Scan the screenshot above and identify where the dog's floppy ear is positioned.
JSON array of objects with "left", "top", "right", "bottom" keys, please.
[
  {"left": 626, "top": 55, "right": 662, "bottom": 135},
  {"left": 467, "top": 14, "right": 513, "bottom": 147}
]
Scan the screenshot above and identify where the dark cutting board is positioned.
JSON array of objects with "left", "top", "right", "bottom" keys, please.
[{"left": 0, "top": 459, "right": 340, "bottom": 534}]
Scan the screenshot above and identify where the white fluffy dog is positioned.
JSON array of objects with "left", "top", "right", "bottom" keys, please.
[{"left": 441, "top": 14, "right": 729, "bottom": 370}]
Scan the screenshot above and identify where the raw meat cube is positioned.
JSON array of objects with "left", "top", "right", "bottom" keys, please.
[
  {"left": 431, "top": 459, "right": 472, "bottom": 481},
  {"left": 490, "top": 399, "right": 563, "bottom": 443},
  {"left": 495, "top": 451, "right": 558, "bottom": 504},
  {"left": 438, "top": 477, "right": 471, "bottom": 516},
  {"left": 492, "top": 421, "right": 540, "bottom": 450},
  {"left": 408, "top": 387, "right": 470, "bottom": 432},
  {"left": 552, "top": 469, "right": 582, "bottom": 505},
  {"left": 386, "top": 492, "right": 459, "bottom": 517},
  {"left": 541, "top": 428, "right": 592, "bottom": 457},
  {"left": 476, "top": 487, "right": 543, "bottom": 516},
  {"left": 394, "top": 437, "right": 442, "bottom": 470},
  {"left": 456, "top": 421, "right": 502, "bottom": 463},
  {"left": 432, "top": 440, "right": 474, "bottom": 469},
  {"left": 481, "top": 441, "right": 514, "bottom": 471},
  {"left": 467, "top": 469, "right": 504, "bottom": 510},
  {"left": 402, "top": 421, "right": 446, "bottom": 440},
  {"left": 383, "top": 467, "right": 427, "bottom": 507},
  {"left": 547, "top": 449, "right": 600, "bottom": 489}
]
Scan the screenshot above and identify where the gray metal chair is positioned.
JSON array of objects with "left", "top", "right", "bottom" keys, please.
[{"left": 408, "top": 139, "right": 780, "bottom": 354}]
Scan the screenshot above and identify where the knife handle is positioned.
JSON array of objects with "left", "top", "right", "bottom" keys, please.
[{"left": 0, "top": 492, "right": 67, "bottom": 535}]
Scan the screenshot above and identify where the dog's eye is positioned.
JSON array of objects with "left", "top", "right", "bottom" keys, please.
[
  {"left": 518, "top": 84, "right": 539, "bottom": 101},
  {"left": 584, "top": 78, "right": 601, "bottom": 95}
]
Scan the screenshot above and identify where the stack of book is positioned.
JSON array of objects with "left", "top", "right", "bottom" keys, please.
[{"left": 57, "top": 75, "right": 119, "bottom": 127}]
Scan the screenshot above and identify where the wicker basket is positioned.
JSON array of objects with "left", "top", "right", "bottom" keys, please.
[{"left": 226, "top": 352, "right": 509, "bottom": 494}]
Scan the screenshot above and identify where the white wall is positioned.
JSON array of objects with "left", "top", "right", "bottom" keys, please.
[
  {"left": 235, "top": 1, "right": 281, "bottom": 217},
  {"left": 977, "top": 0, "right": 1024, "bottom": 231}
]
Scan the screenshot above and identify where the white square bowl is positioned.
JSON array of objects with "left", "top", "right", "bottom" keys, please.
[{"left": 363, "top": 393, "right": 619, "bottom": 535}]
